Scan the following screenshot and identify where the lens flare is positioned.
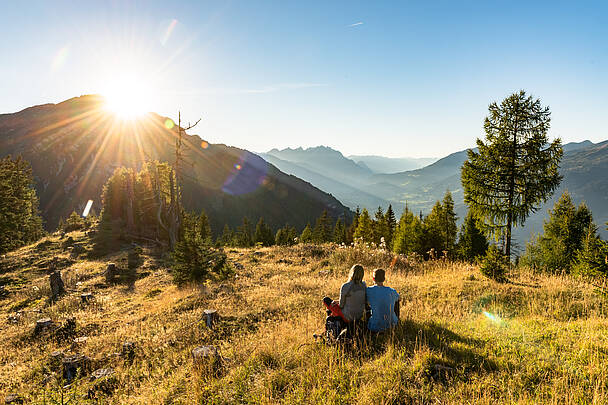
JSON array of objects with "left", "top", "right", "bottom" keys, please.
[
  {"left": 201, "top": 141, "right": 209, "bottom": 149},
  {"left": 483, "top": 311, "right": 502, "bottom": 325},
  {"left": 234, "top": 164, "right": 242, "bottom": 170},
  {"left": 160, "top": 19, "right": 178, "bottom": 46},
  {"left": 165, "top": 119, "right": 174, "bottom": 129},
  {"left": 82, "top": 200, "right": 93, "bottom": 217},
  {"left": 51, "top": 45, "right": 70, "bottom": 71}
]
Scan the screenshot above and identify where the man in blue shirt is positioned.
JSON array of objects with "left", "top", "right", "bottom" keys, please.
[{"left": 366, "top": 268, "right": 400, "bottom": 332}]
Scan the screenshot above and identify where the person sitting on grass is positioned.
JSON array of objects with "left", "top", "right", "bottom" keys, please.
[
  {"left": 322, "top": 264, "right": 367, "bottom": 339},
  {"left": 366, "top": 268, "right": 400, "bottom": 333}
]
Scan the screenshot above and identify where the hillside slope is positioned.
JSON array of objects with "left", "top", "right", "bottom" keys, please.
[
  {"left": 1, "top": 233, "right": 608, "bottom": 403},
  {"left": 0, "top": 96, "right": 351, "bottom": 232}
]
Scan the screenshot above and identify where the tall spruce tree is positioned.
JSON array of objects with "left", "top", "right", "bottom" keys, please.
[
  {"left": 347, "top": 207, "right": 360, "bottom": 244},
  {"left": 333, "top": 218, "right": 347, "bottom": 244},
  {"left": 353, "top": 208, "right": 374, "bottom": 244},
  {"left": 392, "top": 206, "right": 424, "bottom": 255},
  {"left": 254, "top": 217, "right": 274, "bottom": 247},
  {"left": 0, "top": 155, "right": 44, "bottom": 253},
  {"left": 440, "top": 191, "right": 458, "bottom": 253},
  {"left": 384, "top": 204, "right": 397, "bottom": 249},
  {"left": 313, "top": 210, "right": 333, "bottom": 243},
  {"left": 456, "top": 211, "right": 489, "bottom": 262},
  {"left": 198, "top": 210, "right": 212, "bottom": 245},
  {"left": 522, "top": 191, "right": 593, "bottom": 272},
  {"left": 373, "top": 206, "right": 389, "bottom": 246},
  {"left": 461, "top": 90, "right": 563, "bottom": 258},
  {"left": 300, "top": 223, "right": 313, "bottom": 243}
]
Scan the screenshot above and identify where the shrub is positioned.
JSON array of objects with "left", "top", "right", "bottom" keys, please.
[
  {"left": 172, "top": 232, "right": 232, "bottom": 285},
  {"left": 480, "top": 245, "right": 508, "bottom": 282}
]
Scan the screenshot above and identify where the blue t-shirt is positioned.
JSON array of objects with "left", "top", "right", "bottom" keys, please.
[{"left": 366, "top": 285, "right": 400, "bottom": 332}]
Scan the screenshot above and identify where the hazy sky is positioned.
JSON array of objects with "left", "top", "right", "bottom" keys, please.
[{"left": 1, "top": 1, "right": 606, "bottom": 157}]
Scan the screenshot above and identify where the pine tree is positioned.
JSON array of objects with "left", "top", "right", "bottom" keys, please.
[
  {"left": 456, "top": 211, "right": 488, "bottom": 262},
  {"left": 373, "top": 206, "right": 389, "bottom": 246},
  {"left": 353, "top": 208, "right": 374, "bottom": 244},
  {"left": 392, "top": 206, "right": 424, "bottom": 255},
  {"left": 313, "top": 210, "right": 333, "bottom": 243},
  {"left": 300, "top": 223, "right": 313, "bottom": 243},
  {"left": 522, "top": 191, "right": 594, "bottom": 272},
  {"left": 0, "top": 155, "right": 44, "bottom": 254},
  {"left": 198, "top": 210, "right": 212, "bottom": 245},
  {"left": 347, "top": 207, "right": 360, "bottom": 244},
  {"left": 254, "top": 217, "right": 274, "bottom": 247},
  {"left": 218, "top": 224, "right": 234, "bottom": 246},
  {"left": 384, "top": 204, "right": 397, "bottom": 249},
  {"left": 333, "top": 218, "right": 347, "bottom": 244},
  {"left": 461, "top": 90, "right": 563, "bottom": 258},
  {"left": 571, "top": 223, "right": 608, "bottom": 277},
  {"left": 422, "top": 201, "right": 445, "bottom": 254},
  {"left": 440, "top": 191, "right": 458, "bottom": 253},
  {"left": 235, "top": 217, "right": 253, "bottom": 247}
]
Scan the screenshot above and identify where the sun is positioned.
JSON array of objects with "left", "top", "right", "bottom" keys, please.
[{"left": 102, "top": 73, "right": 152, "bottom": 120}]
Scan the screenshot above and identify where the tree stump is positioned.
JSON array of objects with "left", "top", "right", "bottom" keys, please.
[
  {"left": 203, "top": 309, "right": 218, "bottom": 328},
  {"left": 34, "top": 318, "right": 54, "bottom": 335},
  {"left": 80, "top": 292, "right": 94, "bottom": 303},
  {"left": 62, "top": 353, "right": 91, "bottom": 382},
  {"left": 121, "top": 341, "right": 136, "bottom": 361},
  {"left": 105, "top": 263, "right": 117, "bottom": 284},
  {"left": 4, "top": 393, "right": 24, "bottom": 404},
  {"left": 48, "top": 350, "right": 65, "bottom": 371},
  {"left": 49, "top": 271, "right": 65, "bottom": 300}
]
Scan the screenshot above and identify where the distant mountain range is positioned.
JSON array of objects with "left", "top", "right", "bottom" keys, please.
[
  {"left": 263, "top": 142, "right": 608, "bottom": 244},
  {"left": 348, "top": 155, "right": 437, "bottom": 173},
  {"left": 0, "top": 96, "right": 351, "bottom": 233}
]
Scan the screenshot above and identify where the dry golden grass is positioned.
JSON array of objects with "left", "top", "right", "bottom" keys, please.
[{"left": 1, "top": 236, "right": 608, "bottom": 404}]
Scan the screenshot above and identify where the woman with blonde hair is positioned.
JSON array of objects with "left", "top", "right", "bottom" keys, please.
[{"left": 321, "top": 264, "right": 367, "bottom": 340}]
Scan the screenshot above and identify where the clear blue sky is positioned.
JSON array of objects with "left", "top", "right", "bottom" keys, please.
[{"left": 1, "top": 1, "right": 606, "bottom": 157}]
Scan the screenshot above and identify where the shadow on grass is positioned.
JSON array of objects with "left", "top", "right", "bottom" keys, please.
[{"left": 343, "top": 318, "right": 497, "bottom": 382}]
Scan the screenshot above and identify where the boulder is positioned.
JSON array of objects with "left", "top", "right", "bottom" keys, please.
[
  {"left": 192, "top": 345, "right": 219, "bottom": 364},
  {"left": 88, "top": 367, "right": 117, "bottom": 399},
  {"left": 49, "top": 271, "right": 65, "bottom": 300}
]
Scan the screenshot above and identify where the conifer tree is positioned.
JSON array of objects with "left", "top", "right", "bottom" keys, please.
[
  {"left": 198, "top": 210, "right": 212, "bottom": 245},
  {"left": 313, "top": 210, "right": 333, "bottom": 243},
  {"left": 571, "top": 223, "right": 608, "bottom": 277},
  {"left": 456, "top": 211, "right": 488, "bottom": 262},
  {"left": 0, "top": 155, "right": 44, "bottom": 253},
  {"left": 347, "top": 207, "right": 360, "bottom": 244},
  {"left": 440, "top": 191, "right": 458, "bottom": 253},
  {"left": 235, "top": 217, "right": 253, "bottom": 247},
  {"left": 373, "top": 206, "right": 389, "bottom": 246},
  {"left": 333, "top": 218, "right": 347, "bottom": 244},
  {"left": 218, "top": 224, "right": 234, "bottom": 246},
  {"left": 392, "top": 206, "right": 424, "bottom": 255},
  {"left": 522, "top": 191, "right": 593, "bottom": 272},
  {"left": 461, "top": 91, "right": 563, "bottom": 258},
  {"left": 422, "top": 201, "right": 445, "bottom": 253},
  {"left": 353, "top": 208, "right": 374, "bottom": 244},
  {"left": 254, "top": 217, "right": 274, "bottom": 246},
  {"left": 384, "top": 204, "right": 397, "bottom": 249},
  {"left": 300, "top": 223, "right": 313, "bottom": 243}
]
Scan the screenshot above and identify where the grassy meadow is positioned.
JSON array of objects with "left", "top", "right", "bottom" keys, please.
[{"left": 1, "top": 231, "right": 608, "bottom": 404}]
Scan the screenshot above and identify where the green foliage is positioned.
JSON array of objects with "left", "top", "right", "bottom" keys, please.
[
  {"left": 63, "top": 211, "right": 84, "bottom": 232},
  {"left": 346, "top": 207, "right": 360, "bottom": 244},
  {"left": 392, "top": 206, "right": 424, "bottom": 255},
  {"left": 521, "top": 192, "right": 593, "bottom": 273},
  {"left": 353, "top": 208, "right": 373, "bottom": 244},
  {"left": 456, "top": 211, "right": 489, "bottom": 262},
  {"left": 172, "top": 220, "right": 231, "bottom": 285},
  {"left": 480, "top": 245, "right": 508, "bottom": 282},
  {"left": 198, "top": 210, "right": 212, "bottom": 245},
  {"left": 333, "top": 218, "right": 347, "bottom": 244},
  {"left": 571, "top": 223, "right": 608, "bottom": 278},
  {"left": 218, "top": 224, "right": 235, "bottom": 247},
  {"left": 461, "top": 90, "right": 563, "bottom": 258},
  {"left": 372, "top": 206, "right": 389, "bottom": 245},
  {"left": 254, "top": 217, "right": 274, "bottom": 247},
  {"left": 275, "top": 224, "right": 298, "bottom": 246},
  {"left": 234, "top": 217, "right": 254, "bottom": 247},
  {"left": 0, "top": 155, "right": 44, "bottom": 254},
  {"left": 300, "top": 223, "right": 313, "bottom": 243},
  {"left": 384, "top": 204, "right": 397, "bottom": 249},
  {"left": 312, "top": 210, "right": 332, "bottom": 243}
]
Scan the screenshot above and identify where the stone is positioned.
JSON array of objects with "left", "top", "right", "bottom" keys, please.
[
  {"left": 203, "top": 309, "right": 218, "bottom": 328},
  {"left": 49, "top": 271, "right": 65, "bottom": 300},
  {"left": 80, "top": 292, "right": 94, "bottom": 303},
  {"left": 62, "top": 353, "right": 91, "bottom": 382},
  {"left": 88, "top": 367, "right": 116, "bottom": 399},
  {"left": 34, "top": 318, "right": 54, "bottom": 335},
  {"left": 105, "top": 263, "right": 118, "bottom": 284},
  {"left": 4, "top": 393, "right": 24, "bottom": 404},
  {"left": 121, "top": 341, "right": 136, "bottom": 361},
  {"left": 90, "top": 367, "right": 114, "bottom": 381}
]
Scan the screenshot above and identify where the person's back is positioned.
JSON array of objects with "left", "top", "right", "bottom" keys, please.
[
  {"left": 367, "top": 269, "right": 400, "bottom": 332},
  {"left": 339, "top": 280, "right": 366, "bottom": 321}
]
